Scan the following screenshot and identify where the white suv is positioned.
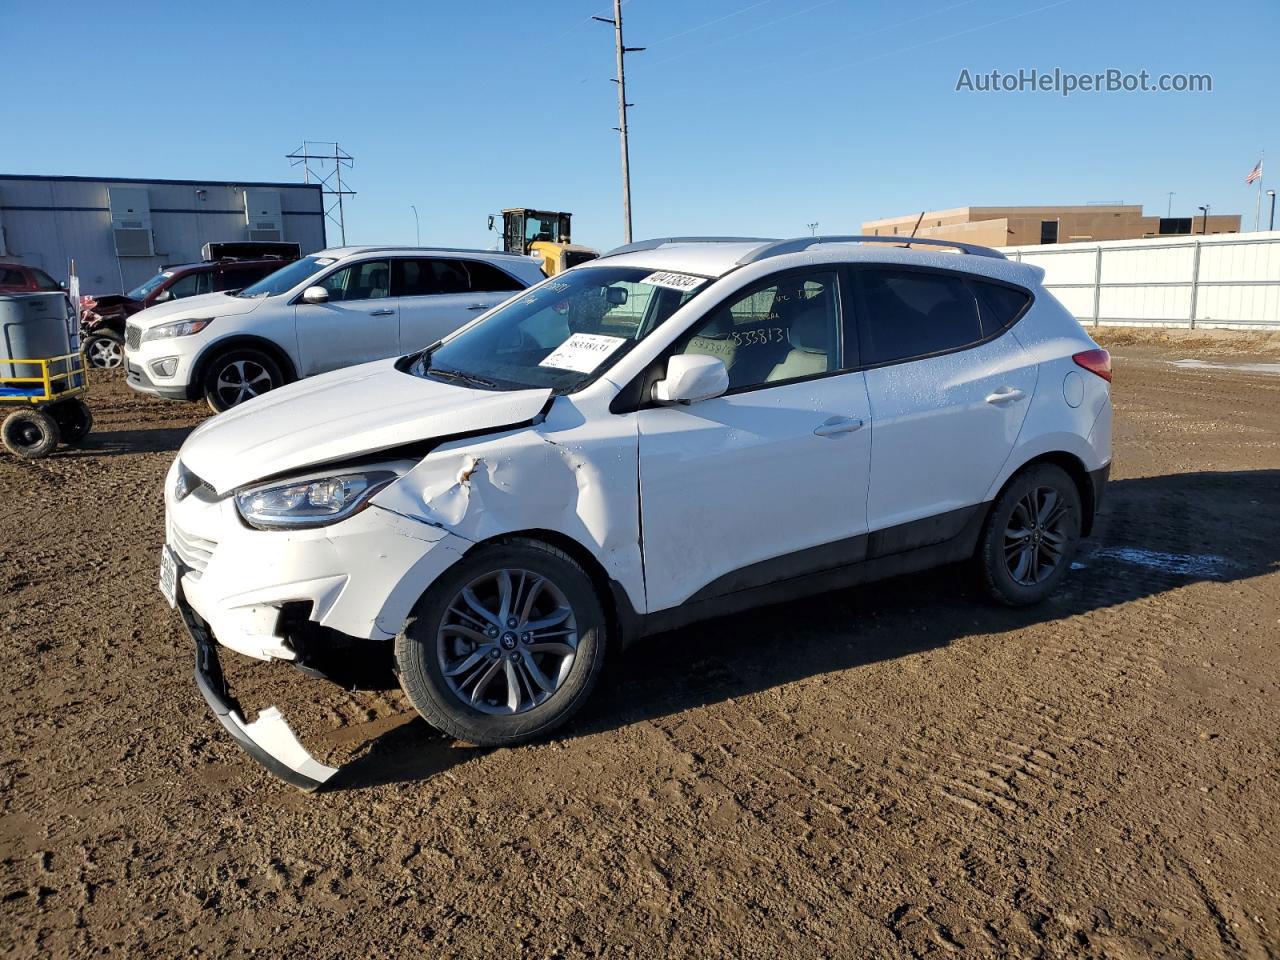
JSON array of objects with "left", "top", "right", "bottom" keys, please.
[
  {"left": 124, "top": 246, "right": 545, "bottom": 411},
  {"left": 161, "top": 235, "right": 1113, "bottom": 788}
]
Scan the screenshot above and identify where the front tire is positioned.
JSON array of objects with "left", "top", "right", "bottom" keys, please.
[
  {"left": 395, "top": 539, "right": 608, "bottom": 747},
  {"left": 202, "top": 348, "right": 283, "bottom": 413},
  {"left": 976, "top": 463, "right": 1082, "bottom": 607},
  {"left": 83, "top": 331, "right": 124, "bottom": 369}
]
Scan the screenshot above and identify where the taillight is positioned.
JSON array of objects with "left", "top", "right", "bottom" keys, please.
[{"left": 1073, "top": 348, "right": 1112, "bottom": 382}]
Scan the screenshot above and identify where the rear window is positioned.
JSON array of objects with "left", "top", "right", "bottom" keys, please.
[{"left": 855, "top": 269, "right": 983, "bottom": 366}]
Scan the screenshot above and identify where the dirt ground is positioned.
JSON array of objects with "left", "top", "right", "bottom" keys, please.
[{"left": 2, "top": 331, "right": 1278, "bottom": 959}]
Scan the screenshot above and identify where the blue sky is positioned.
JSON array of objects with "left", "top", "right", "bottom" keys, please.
[{"left": 4, "top": 0, "right": 1277, "bottom": 250}]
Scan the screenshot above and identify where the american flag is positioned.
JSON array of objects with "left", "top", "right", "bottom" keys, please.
[{"left": 1245, "top": 159, "right": 1263, "bottom": 185}]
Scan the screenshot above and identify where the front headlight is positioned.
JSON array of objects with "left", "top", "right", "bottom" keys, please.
[
  {"left": 141, "top": 318, "right": 213, "bottom": 342},
  {"left": 234, "top": 470, "right": 398, "bottom": 529}
]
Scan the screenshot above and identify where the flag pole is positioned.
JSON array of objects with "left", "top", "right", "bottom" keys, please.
[{"left": 1255, "top": 150, "right": 1265, "bottom": 232}]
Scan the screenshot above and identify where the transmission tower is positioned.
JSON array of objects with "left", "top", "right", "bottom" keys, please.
[{"left": 286, "top": 141, "right": 355, "bottom": 245}]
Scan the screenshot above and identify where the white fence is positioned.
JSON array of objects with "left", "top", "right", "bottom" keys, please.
[{"left": 1001, "top": 232, "right": 1280, "bottom": 330}]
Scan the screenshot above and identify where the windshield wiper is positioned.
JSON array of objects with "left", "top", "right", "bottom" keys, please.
[{"left": 428, "top": 367, "right": 496, "bottom": 389}]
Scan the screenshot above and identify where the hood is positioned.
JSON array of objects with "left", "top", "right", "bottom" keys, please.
[
  {"left": 180, "top": 358, "right": 553, "bottom": 493},
  {"left": 131, "top": 290, "right": 266, "bottom": 327}
]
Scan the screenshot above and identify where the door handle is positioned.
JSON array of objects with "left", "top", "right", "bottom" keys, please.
[
  {"left": 369, "top": 308, "right": 395, "bottom": 316},
  {"left": 814, "top": 416, "right": 865, "bottom": 437},
  {"left": 465, "top": 303, "right": 489, "bottom": 311},
  {"left": 985, "top": 387, "right": 1025, "bottom": 405}
]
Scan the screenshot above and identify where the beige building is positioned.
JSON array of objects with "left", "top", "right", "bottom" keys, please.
[{"left": 862, "top": 204, "right": 1242, "bottom": 247}]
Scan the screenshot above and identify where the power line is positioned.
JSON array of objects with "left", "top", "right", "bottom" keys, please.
[{"left": 645, "top": 0, "right": 776, "bottom": 48}]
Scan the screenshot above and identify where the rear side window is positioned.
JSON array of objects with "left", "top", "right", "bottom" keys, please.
[
  {"left": 854, "top": 269, "right": 982, "bottom": 366},
  {"left": 463, "top": 260, "right": 524, "bottom": 292},
  {"left": 974, "top": 281, "right": 1031, "bottom": 337},
  {"left": 0, "top": 268, "right": 26, "bottom": 286},
  {"left": 394, "top": 259, "right": 525, "bottom": 296}
]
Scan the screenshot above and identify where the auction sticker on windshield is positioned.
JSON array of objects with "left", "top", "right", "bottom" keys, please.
[
  {"left": 539, "top": 333, "right": 627, "bottom": 373},
  {"left": 642, "top": 271, "right": 707, "bottom": 293}
]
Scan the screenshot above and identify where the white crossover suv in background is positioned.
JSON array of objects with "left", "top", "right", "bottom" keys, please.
[
  {"left": 124, "top": 246, "right": 545, "bottom": 411},
  {"left": 161, "top": 235, "right": 1113, "bottom": 788}
]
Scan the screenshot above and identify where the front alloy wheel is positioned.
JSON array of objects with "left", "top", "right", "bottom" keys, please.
[
  {"left": 437, "top": 569, "right": 579, "bottom": 715},
  {"left": 84, "top": 332, "right": 124, "bottom": 369},
  {"left": 203, "top": 349, "right": 283, "bottom": 413},
  {"left": 396, "top": 539, "right": 608, "bottom": 746}
]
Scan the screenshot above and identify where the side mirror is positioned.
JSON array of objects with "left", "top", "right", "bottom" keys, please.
[
  {"left": 653, "top": 354, "right": 729, "bottom": 404},
  {"left": 604, "top": 286, "right": 628, "bottom": 306},
  {"left": 153, "top": 289, "right": 172, "bottom": 303},
  {"left": 301, "top": 285, "right": 329, "bottom": 304}
]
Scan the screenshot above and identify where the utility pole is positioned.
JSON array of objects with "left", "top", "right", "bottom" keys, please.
[
  {"left": 410, "top": 205, "right": 420, "bottom": 246},
  {"left": 287, "top": 141, "right": 355, "bottom": 245},
  {"left": 594, "top": 2, "right": 644, "bottom": 243},
  {"left": 1166, "top": 191, "right": 1175, "bottom": 218},
  {"left": 1268, "top": 190, "right": 1276, "bottom": 231}
]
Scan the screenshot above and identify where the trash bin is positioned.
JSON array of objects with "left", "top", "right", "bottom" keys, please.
[{"left": 0, "top": 292, "right": 75, "bottom": 384}]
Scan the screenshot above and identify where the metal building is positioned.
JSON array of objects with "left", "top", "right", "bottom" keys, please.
[{"left": 0, "top": 174, "right": 326, "bottom": 295}]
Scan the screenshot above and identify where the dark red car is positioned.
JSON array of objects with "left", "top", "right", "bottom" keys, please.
[
  {"left": 81, "top": 242, "right": 300, "bottom": 369},
  {"left": 0, "top": 262, "right": 64, "bottom": 294}
]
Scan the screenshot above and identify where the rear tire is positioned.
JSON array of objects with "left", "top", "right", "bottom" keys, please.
[
  {"left": 202, "top": 348, "right": 284, "bottom": 413},
  {"left": 49, "top": 399, "right": 93, "bottom": 445},
  {"left": 975, "top": 463, "right": 1082, "bottom": 607},
  {"left": 395, "top": 539, "right": 608, "bottom": 747},
  {"left": 2, "top": 409, "right": 61, "bottom": 459},
  {"left": 82, "top": 331, "right": 124, "bottom": 370}
]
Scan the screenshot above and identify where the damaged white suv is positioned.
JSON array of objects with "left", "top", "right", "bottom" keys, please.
[{"left": 163, "top": 235, "right": 1113, "bottom": 788}]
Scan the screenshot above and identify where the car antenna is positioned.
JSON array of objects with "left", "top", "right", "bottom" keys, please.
[{"left": 905, "top": 211, "right": 925, "bottom": 248}]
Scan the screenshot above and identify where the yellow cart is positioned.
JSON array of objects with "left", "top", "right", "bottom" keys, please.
[{"left": 0, "top": 352, "right": 93, "bottom": 459}]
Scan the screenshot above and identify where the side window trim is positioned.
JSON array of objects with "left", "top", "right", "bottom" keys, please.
[{"left": 845, "top": 263, "right": 1035, "bottom": 372}]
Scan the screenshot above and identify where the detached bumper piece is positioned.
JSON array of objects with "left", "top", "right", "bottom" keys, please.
[{"left": 179, "top": 596, "right": 338, "bottom": 791}]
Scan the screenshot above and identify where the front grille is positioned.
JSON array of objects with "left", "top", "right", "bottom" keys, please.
[
  {"left": 168, "top": 518, "right": 217, "bottom": 581},
  {"left": 125, "top": 325, "right": 142, "bottom": 350}
]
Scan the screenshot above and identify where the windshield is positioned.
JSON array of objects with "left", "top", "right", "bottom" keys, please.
[
  {"left": 409, "top": 266, "right": 708, "bottom": 393},
  {"left": 127, "top": 272, "right": 173, "bottom": 300},
  {"left": 237, "top": 255, "right": 332, "bottom": 298}
]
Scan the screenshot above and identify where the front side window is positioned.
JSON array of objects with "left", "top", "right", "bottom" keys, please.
[
  {"left": 673, "top": 270, "right": 840, "bottom": 391},
  {"left": 128, "top": 271, "right": 173, "bottom": 301},
  {"left": 166, "top": 271, "right": 211, "bottom": 299},
  {"left": 854, "top": 269, "right": 982, "bottom": 366},
  {"left": 318, "top": 260, "right": 390, "bottom": 302},
  {"left": 409, "top": 266, "right": 703, "bottom": 392}
]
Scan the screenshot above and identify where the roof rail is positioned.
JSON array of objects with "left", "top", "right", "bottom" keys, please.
[
  {"left": 603, "top": 236, "right": 777, "bottom": 257},
  {"left": 737, "top": 235, "right": 1006, "bottom": 264}
]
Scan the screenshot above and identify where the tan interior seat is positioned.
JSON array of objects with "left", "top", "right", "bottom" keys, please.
[{"left": 766, "top": 298, "right": 831, "bottom": 382}]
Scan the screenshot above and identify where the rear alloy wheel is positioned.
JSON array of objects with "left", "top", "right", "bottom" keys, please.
[
  {"left": 976, "top": 463, "right": 1082, "bottom": 606},
  {"left": 2, "top": 409, "right": 61, "bottom": 459},
  {"left": 83, "top": 331, "right": 124, "bottom": 369},
  {"left": 395, "top": 540, "right": 608, "bottom": 746},
  {"left": 203, "top": 349, "right": 283, "bottom": 413}
]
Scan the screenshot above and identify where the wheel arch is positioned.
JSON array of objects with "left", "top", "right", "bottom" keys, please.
[
  {"left": 188, "top": 335, "right": 299, "bottom": 400},
  {"left": 463, "top": 528, "right": 642, "bottom": 651},
  {"left": 996, "top": 450, "right": 1097, "bottom": 536}
]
